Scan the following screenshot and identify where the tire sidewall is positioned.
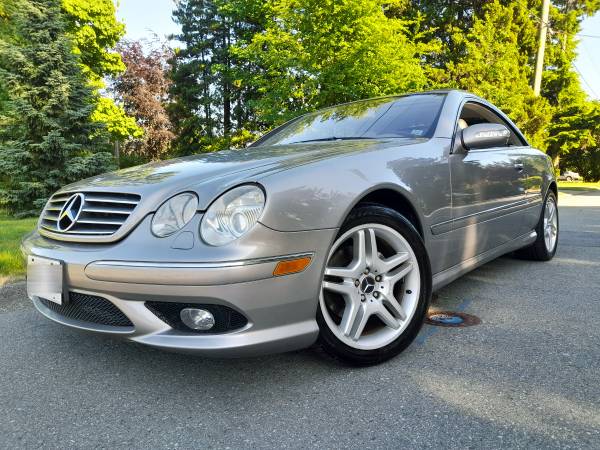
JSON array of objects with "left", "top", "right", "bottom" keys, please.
[{"left": 317, "top": 205, "right": 432, "bottom": 365}]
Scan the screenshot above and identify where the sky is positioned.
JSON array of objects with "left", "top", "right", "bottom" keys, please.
[
  {"left": 575, "top": 13, "right": 600, "bottom": 100},
  {"left": 116, "top": 0, "right": 179, "bottom": 43},
  {"left": 117, "top": 0, "right": 600, "bottom": 101}
]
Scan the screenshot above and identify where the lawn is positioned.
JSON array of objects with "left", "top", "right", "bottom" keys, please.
[
  {"left": 0, "top": 213, "right": 37, "bottom": 281},
  {"left": 557, "top": 181, "right": 600, "bottom": 192}
]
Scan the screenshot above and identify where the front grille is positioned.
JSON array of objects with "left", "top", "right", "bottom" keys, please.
[
  {"left": 146, "top": 302, "right": 248, "bottom": 334},
  {"left": 39, "top": 292, "right": 133, "bottom": 327},
  {"left": 40, "top": 191, "right": 141, "bottom": 236}
]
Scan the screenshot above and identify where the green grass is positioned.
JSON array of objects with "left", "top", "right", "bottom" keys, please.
[
  {"left": 557, "top": 181, "right": 600, "bottom": 192},
  {"left": 0, "top": 213, "right": 37, "bottom": 280}
]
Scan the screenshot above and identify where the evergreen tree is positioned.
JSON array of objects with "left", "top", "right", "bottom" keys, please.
[
  {"left": 168, "top": 0, "right": 267, "bottom": 155},
  {"left": 444, "top": 1, "right": 553, "bottom": 149},
  {"left": 0, "top": 0, "right": 114, "bottom": 215},
  {"left": 542, "top": 0, "right": 600, "bottom": 168},
  {"left": 560, "top": 100, "right": 600, "bottom": 181}
]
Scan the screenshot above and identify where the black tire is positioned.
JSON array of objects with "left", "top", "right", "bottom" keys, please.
[
  {"left": 317, "top": 204, "right": 432, "bottom": 366},
  {"left": 515, "top": 191, "right": 558, "bottom": 261},
  {"left": 566, "top": 176, "right": 573, "bottom": 182}
]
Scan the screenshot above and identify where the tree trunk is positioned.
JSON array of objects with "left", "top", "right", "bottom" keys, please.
[{"left": 223, "top": 25, "right": 231, "bottom": 137}]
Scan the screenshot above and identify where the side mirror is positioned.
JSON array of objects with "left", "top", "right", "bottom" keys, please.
[{"left": 459, "top": 123, "right": 511, "bottom": 151}]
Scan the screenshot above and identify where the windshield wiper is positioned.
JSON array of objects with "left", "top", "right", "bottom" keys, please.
[{"left": 287, "top": 136, "right": 375, "bottom": 145}]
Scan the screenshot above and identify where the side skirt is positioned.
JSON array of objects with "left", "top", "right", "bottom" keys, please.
[{"left": 432, "top": 230, "right": 537, "bottom": 291}]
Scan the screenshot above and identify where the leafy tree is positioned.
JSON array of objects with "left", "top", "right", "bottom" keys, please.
[
  {"left": 90, "top": 96, "right": 142, "bottom": 143},
  {"left": 61, "top": 0, "right": 142, "bottom": 145},
  {"left": 0, "top": 0, "right": 114, "bottom": 215},
  {"left": 238, "top": 0, "right": 437, "bottom": 128},
  {"left": 113, "top": 40, "right": 174, "bottom": 160},
  {"left": 61, "top": 0, "right": 126, "bottom": 85}
]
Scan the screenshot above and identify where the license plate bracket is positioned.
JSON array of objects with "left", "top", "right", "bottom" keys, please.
[{"left": 27, "top": 256, "right": 64, "bottom": 305}]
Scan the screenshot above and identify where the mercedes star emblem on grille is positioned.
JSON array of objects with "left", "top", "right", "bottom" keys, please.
[{"left": 56, "top": 193, "right": 85, "bottom": 232}]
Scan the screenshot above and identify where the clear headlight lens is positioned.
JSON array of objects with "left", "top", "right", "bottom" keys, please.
[
  {"left": 200, "top": 185, "right": 265, "bottom": 246},
  {"left": 151, "top": 193, "right": 198, "bottom": 237}
]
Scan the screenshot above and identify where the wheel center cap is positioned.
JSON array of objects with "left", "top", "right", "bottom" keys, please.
[{"left": 360, "top": 276, "right": 376, "bottom": 294}]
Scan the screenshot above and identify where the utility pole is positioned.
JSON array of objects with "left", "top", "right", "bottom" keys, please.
[{"left": 533, "top": 0, "right": 551, "bottom": 96}]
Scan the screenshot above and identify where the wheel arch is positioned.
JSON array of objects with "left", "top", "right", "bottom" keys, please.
[
  {"left": 350, "top": 187, "right": 424, "bottom": 238},
  {"left": 548, "top": 180, "right": 558, "bottom": 202}
]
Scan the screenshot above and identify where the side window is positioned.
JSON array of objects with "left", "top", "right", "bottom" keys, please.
[{"left": 457, "top": 102, "right": 526, "bottom": 147}]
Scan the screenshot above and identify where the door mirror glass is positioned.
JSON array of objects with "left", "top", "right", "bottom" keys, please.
[{"left": 460, "top": 123, "right": 511, "bottom": 150}]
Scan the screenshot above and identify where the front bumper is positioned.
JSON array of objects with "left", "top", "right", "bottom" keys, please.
[{"left": 22, "top": 216, "right": 337, "bottom": 357}]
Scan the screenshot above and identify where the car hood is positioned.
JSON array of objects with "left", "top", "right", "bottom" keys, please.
[{"left": 59, "top": 138, "right": 425, "bottom": 210}]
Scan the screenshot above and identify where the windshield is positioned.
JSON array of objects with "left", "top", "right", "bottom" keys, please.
[{"left": 254, "top": 94, "right": 446, "bottom": 147}]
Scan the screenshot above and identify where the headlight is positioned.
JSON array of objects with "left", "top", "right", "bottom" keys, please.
[
  {"left": 151, "top": 192, "right": 198, "bottom": 237},
  {"left": 200, "top": 185, "right": 265, "bottom": 246}
]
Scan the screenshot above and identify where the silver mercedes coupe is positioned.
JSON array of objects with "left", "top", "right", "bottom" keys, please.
[{"left": 22, "top": 90, "right": 558, "bottom": 365}]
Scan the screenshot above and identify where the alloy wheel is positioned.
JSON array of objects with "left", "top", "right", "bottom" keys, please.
[
  {"left": 543, "top": 196, "right": 558, "bottom": 252},
  {"left": 319, "top": 224, "right": 420, "bottom": 350}
]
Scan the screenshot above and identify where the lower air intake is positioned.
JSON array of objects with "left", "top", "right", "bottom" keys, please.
[{"left": 39, "top": 292, "right": 133, "bottom": 328}]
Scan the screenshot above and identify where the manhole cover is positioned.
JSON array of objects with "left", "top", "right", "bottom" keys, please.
[{"left": 425, "top": 311, "right": 481, "bottom": 327}]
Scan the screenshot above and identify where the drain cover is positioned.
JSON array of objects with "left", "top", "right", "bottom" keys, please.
[{"left": 425, "top": 311, "right": 481, "bottom": 327}]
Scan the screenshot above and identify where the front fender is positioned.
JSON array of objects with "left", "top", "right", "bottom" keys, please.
[{"left": 256, "top": 143, "right": 447, "bottom": 234}]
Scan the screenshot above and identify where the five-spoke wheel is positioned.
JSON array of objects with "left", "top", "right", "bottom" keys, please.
[
  {"left": 317, "top": 204, "right": 431, "bottom": 365},
  {"left": 543, "top": 195, "right": 558, "bottom": 253}
]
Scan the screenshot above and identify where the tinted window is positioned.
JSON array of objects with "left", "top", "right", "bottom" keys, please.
[{"left": 255, "top": 94, "right": 446, "bottom": 146}]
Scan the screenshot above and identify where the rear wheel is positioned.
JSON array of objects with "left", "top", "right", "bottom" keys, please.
[
  {"left": 516, "top": 191, "right": 558, "bottom": 261},
  {"left": 317, "top": 205, "right": 431, "bottom": 365},
  {"left": 566, "top": 176, "right": 573, "bottom": 182}
]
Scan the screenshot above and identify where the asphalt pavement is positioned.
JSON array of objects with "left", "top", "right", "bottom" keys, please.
[{"left": 1, "top": 190, "right": 599, "bottom": 449}]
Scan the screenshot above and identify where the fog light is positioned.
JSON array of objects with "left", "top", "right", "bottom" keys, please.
[{"left": 180, "top": 308, "right": 215, "bottom": 330}]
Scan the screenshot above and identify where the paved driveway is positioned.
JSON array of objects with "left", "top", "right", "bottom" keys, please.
[{"left": 1, "top": 190, "right": 599, "bottom": 449}]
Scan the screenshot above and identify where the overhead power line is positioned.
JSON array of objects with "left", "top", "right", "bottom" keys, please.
[{"left": 572, "top": 62, "right": 599, "bottom": 99}]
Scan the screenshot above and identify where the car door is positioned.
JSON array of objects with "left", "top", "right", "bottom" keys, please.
[{"left": 449, "top": 101, "right": 529, "bottom": 262}]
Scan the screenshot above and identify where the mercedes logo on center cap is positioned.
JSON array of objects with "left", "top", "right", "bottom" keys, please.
[
  {"left": 360, "top": 276, "right": 376, "bottom": 294},
  {"left": 57, "top": 193, "right": 85, "bottom": 232}
]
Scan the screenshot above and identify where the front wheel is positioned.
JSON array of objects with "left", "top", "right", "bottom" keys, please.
[
  {"left": 566, "top": 176, "right": 573, "bottom": 182},
  {"left": 317, "top": 205, "right": 431, "bottom": 365}
]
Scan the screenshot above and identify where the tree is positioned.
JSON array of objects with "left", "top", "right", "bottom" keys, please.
[
  {"left": 401, "top": 0, "right": 599, "bottom": 162},
  {"left": 113, "top": 40, "right": 174, "bottom": 161},
  {"left": 168, "top": 0, "right": 268, "bottom": 155},
  {"left": 61, "top": 0, "right": 126, "bottom": 85},
  {"left": 61, "top": 0, "right": 142, "bottom": 145},
  {"left": 238, "top": 0, "right": 437, "bottom": 128},
  {"left": 0, "top": 0, "right": 114, "bottom": 215},
  {"left": 541, "top": 0, "right": 600, "bottom": 167},
  {"left": 442, "top": 1, "right": 553, "bottom": 149}
]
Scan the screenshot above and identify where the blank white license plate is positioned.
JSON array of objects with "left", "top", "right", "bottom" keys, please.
[{"left": 27, "top": 256, "right": 63, "bottom": 305}]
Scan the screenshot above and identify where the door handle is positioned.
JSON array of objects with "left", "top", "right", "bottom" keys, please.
[{"left": 514, "top": 163, "right": 524, "bottom": 171}]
